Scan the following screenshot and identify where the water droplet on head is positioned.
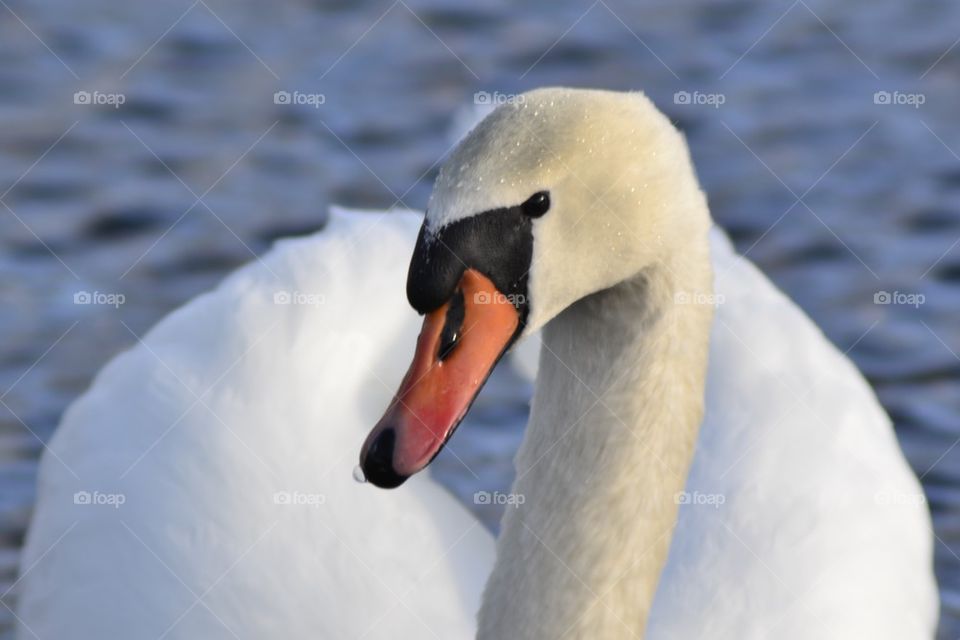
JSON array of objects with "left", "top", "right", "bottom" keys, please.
[{"left": 353, "top": 465, "right": 367, "bottom": 484}]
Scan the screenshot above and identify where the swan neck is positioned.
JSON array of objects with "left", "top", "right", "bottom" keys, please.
[{"left": 478, "top": 255, "right": 713, "bottom": 639}]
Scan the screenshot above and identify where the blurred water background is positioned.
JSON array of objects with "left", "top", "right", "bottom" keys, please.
[{"left": 1, "top": 0, "right": 959, "bottom": 636}]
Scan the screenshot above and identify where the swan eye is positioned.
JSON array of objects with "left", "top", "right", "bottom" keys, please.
[{"left": 520, "top": 191, "right": 550, "bottom": 218}]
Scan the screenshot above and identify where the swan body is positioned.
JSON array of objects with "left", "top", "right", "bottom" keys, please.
[
  {"left": 16, "top": 209, "right": 494, "bottom": 639},
  {"left": 647, "top": 228, "right": 937, "bottom": 638},
  {"left": 18, "top": 87, "right": 937, "bottom": 639}
]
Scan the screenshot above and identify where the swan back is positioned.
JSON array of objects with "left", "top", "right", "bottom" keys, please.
[{"left": 17, "top": 209, "right": 494, "bottom": 639}]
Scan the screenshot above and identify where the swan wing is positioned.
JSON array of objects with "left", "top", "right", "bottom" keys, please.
[
  {"left": 17, "top": 208, "right": 494, "bottom": 640},
  {"left": 648, "top": 228, "right": 938, "bottom": 638}
]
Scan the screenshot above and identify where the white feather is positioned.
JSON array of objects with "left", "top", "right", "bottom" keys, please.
[
  {"left": 17, "top": 208, "right": 493, "bottom": 640},
  {"left": 17, "top": 88, "right": 937, "bottom": 639}
]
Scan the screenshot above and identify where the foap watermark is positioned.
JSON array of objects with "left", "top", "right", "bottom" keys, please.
[
  {"left": 74, "top": 490, "right": 126, "bottom": 508},
  {"left": 473, "top": 291, "right": 525, "bottom": 306},
  {"left": 474, "top": 91, "right": 525, "bottom": 106},
  {"left": 74, "top": 290, "right": 125, "bottom": 308},
  {"left": 873, "top": 90, "right": 925, "bottom": 108},
  {"left": 274, "top": 290, "right": 325, "bottom": 306},
  {"left": 874, "top": 490, "right": 926, "bottom": 507},
  {"left": 273, "top": 490, "right": 325, "bottom": 507},
  {"left": 674, "top": 291, "right": 725, "bottom": 307},
  {"left": 873, "top": 290, "right": 924, "bottom": 308},
  {"left": 474, "top": 490, "right": 525, "bottom": 508},
  {"left": 73, "top": 90, "right": 126, "bottom": 108},
  {"left": 274, "top": 91, "right": 326, "bottom": 108},
  {"left": 673, "top": 91, "right": 725, "bottom": 108},
  {"left": 675, "top": 490, "right": 725, "bottom": 509}
]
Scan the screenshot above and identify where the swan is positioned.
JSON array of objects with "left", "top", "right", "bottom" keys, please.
[
  {"left": 357, "top": 88, "right": 938, "bottom": 638},
  {"left": 16, "top": 87, "right": 937, "bottom": 639}
]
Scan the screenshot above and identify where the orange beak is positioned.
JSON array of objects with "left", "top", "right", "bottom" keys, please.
[{"left": 359, "top": 269, "right": 520, "bottom": 488}]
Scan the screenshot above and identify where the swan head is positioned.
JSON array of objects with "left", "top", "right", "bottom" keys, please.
[{"left": 360, "top": 87, "right": 710, "bottom": 488}]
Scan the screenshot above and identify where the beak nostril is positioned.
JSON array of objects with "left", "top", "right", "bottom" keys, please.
[
  {"left": 437, "top": 289, "right": 466, "bottom": 361},
  {"left": 438, "top": 330, "right": 459, "bottom": 361}
]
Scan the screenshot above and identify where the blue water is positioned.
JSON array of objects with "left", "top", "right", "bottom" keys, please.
[{"left": 1, "top": 0, "right": 958, "bottom": 635}]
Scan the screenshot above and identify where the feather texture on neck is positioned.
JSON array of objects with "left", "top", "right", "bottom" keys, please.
[{"left": 478, "top": 240, "right": 714, "bottom": 640}]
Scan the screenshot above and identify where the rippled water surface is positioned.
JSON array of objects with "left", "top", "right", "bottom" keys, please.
[{"left": 1, "top": 0, "right": 959, "bottom": 636}]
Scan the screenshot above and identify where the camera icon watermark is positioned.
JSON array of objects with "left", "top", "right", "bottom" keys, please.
[
  {"left": 873, "top": 90, "right": 925, "bottom": 108},
  {"left": 273, "top": 490, "right": 325, "bottom": 507},
  {"left": 673, "top": 91, "right": 725, "bottom": 109},
  {"left": 674, "top": 490, "right": 725, "bottom": 509},
  {"left": 474, "top": 91, "right": 525, "bottom": 106},
  {"left": 273, "top": 290, "right": 325, "bottom": 306},
  {"left": 73, "top": 490, "right": 126, "bottom": 508},
  {"left": 873, "top": 290, "right": 925, "bottom": 308},
  {"left": 74, "top": 290, "right": 126, "bottom": 308},
  {"left": 473, "top": 490, "right": 525, "bottom": 508},
  {"left": 73, "top": 90, "right": 126, "bottom": 108},
  {"left": 874, "top": 490, "right": 926, "bottom": 507},
  {"left": 473, "top": 291, "right": 525, "bottom": 306},
  {"left": 273, "top": 91, "right": 325, "bottom": 108},
  {"left": 674, "top": 291, "right": 725, "bottom": 307}
]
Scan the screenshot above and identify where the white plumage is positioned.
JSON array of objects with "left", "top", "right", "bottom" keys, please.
[
  {"left": 653, "top": 227, "right": 936, "bottom": 637},
  {"left": 17, "top": 88, "right": 937, "bottom": 639},
  {"left": 18, "top": 209, "right": 494, "bottom": 639}
]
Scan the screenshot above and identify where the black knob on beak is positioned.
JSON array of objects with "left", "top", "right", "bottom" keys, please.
[{"left": 360, "top": 428, "right": 408, "bottom": 489}]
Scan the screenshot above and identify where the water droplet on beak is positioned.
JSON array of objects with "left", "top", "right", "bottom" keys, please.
[{"left": 353, "top": 465, "right": 367, "bottom": 484}]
